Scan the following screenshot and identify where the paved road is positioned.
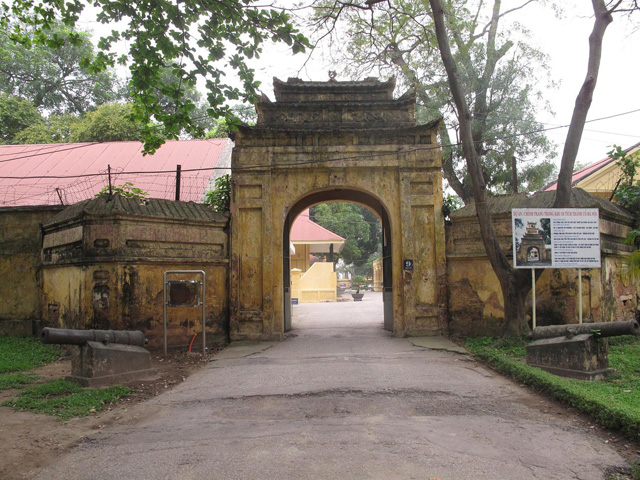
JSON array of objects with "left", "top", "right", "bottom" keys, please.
[{"left": 36, "top": 293, "right": 627, "bottom": 479}]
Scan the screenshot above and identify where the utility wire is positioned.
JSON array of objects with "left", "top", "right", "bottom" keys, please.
[{"left": 1, "top": 107, "right": 639, "bottom": 179}]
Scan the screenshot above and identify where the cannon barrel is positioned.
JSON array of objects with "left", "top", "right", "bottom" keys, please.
[
  {"left": 41, "top": 328, "right": 147, "bottom": 347},
  {"left": 531, "top": 319, "right": 639, "bottom": 341}
]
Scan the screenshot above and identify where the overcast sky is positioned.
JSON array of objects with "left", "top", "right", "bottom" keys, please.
[
  {"left": 244, "top": 0, "right": 640, "bottom": 168},
  {"left": 79, "top": 0, "right": 640, "bottom": 169}
]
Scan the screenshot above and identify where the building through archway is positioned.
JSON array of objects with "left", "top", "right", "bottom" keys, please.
[{"left": 229, "top": 77, "right": 446, "bottom": 341}]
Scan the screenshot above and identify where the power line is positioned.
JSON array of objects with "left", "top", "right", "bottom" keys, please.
[{"left": 1, "top": 107, "right": 639, "bottom": 179}]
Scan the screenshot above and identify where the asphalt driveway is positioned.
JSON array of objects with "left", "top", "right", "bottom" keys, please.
[{"left": 35, "top": 292, "right": 628, "bottom": 479}]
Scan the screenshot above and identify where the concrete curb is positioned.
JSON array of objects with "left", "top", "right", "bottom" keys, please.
[{"left": 408, "top": 336, "right": 468, "bottom": 355}]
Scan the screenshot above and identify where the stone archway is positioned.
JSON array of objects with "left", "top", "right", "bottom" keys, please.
[
  {"left": 229, "top": 77, "right": 446, "bottom": 341},
  {"left": 283, "top": 189, "right": 393, "bottom": 332}
]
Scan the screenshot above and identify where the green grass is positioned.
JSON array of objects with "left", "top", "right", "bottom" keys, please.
[
  {"left": 0, "top": 336, "right": 60, "bottom": 373},
  {"left": 465, "top": 335, "right": 640, "bottom": 439},
  {"left": 3, "top": 379, "right": 132, "bottom": 420},
  {"left": 0, "top": 336, "right": 60, "bottom": 391},
  {"left": 0, "top": 373, "right": 38, "bottom": 391}
]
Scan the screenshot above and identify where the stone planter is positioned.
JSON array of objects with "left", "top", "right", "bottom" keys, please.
[{"left": 351, "top": 293, "right": 364, "bottom": 302}]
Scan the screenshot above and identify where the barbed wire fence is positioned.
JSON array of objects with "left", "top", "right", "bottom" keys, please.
[{"left": 0, "top": 165, "right": 225, "bottom": 207}]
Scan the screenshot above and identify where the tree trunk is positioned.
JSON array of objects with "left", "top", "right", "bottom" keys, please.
[
  {"left": 429, "top": 0, "right": 618, "bottom": 335},
  {"left": 428, "top": 0, "right": 529, "bottom": 334},
  {"left": 554, "top": 0, "right": 613, "bottom": 208}
]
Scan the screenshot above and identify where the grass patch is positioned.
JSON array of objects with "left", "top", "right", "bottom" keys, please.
[
  {"left": 0, "top": 373, "right": 38, "bottom": 391},
  {"left": 3, "top": 379, "right": 132, "bottom": 420},
  {"left": 465, "top": 335, "right": 640, "bottom": 440},
  {"left": 0, "top": 336, "right": 60, "bottom": 373}
]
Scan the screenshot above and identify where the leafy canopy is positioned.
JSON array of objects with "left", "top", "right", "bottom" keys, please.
[
  {"left": 311, "top": 0, "right": 556, "bottom": 203},
  {"left": 2, "top": 0, "right": 309, "bottom": 153},
  {"left": 0, "top": 93, "right": 42, "bottom": 143},
  {"left": 0, "top": 23, "right": 122, "bottom": 113}
]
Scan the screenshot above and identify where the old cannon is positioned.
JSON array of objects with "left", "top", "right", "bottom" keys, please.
[
  {"left": 41, "top": 327, "right": 156, "bottom": 387},
  {"left": 526, "top": 320, "right": 639, "bottom": 380}
]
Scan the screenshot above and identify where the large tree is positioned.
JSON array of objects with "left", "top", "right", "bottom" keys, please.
[
  {"left": 426, "top": 0, "right": 635, "bottom": 334},
  {"left": 312, "top": 0, "right": 556, "bottom": 203},
  {"left": 0, "top": 93, "right": 42, "bottom": 143},
  {"left": 0, "top": 23, "right": 122, "bottom": 113},
  {"left": 2, "top": 0, "right": 309, "bottom": 153}
]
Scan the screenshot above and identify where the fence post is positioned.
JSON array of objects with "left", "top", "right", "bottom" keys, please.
[{"left": 175, "top": 164, "right": 182, "bottom": 201}]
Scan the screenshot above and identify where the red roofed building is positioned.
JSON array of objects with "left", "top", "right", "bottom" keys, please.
[
  {"left": 544, "top": 141, "right": 640, "bottom": 199},
  {"left": 0, "top": 139, "right": 232, "bottom": 206},
  {"left": 289, "top": 209, "right": 345, "bottom": 303},
  {"left": 290, "top": 209, "right": 345, "bottom": 271}
]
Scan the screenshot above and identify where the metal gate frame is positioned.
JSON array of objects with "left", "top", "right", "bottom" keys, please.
[{"left": 163, "top": 270, "right": 206, "bottom": 355}]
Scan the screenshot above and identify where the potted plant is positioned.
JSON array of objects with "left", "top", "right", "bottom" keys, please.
[{"left": 351, "top": 275, "right": 366, "bottom": 301}]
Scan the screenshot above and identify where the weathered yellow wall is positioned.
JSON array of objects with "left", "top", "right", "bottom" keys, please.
[
  {"left": 0, "top": 206, "right": 63, "bottom": 335},
  {"left": 41, "top": 210, "right": 230, "bottom": 350},
  {"left": 231, "top": 144, "right": 447, "bottom": 340},
  {"left": 290, "top": 262, "right": 337, "bottom": 303},
  {"left": 446, "top": 206, "right": 638, "bottom": 335},
  {"left": 372, "top": 258, "right": 383, "bottom": 292},
  {"left": 41, "top": 263, "right": 228, "bottom": 350}
]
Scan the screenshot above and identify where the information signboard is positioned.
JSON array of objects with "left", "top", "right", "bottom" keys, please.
[{"left": 512, "top": 208, "right": 601, "bottom": 269}]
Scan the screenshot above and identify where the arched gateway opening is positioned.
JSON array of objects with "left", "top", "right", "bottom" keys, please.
[
  {"left": 283, "top": 191, "right": 393, "bottom": 332},
  {"left": 229, "top": 77, "right": 447, "bottom": 341}
]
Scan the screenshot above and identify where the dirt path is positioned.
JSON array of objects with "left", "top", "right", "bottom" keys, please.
[{"left": 0, "top": 351, "right": 210, "bottom": 480}]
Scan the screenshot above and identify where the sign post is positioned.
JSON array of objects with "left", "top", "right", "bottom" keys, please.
[{"left": 512, "top": 208, "right": 601, "bottom": 325}]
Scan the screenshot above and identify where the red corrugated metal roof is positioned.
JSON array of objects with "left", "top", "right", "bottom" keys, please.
[
  {"left": 290, "top": 209, "right": 345, "bottom": 243},
  {"left": 544, "top": 141, "right": 640, "bottom": 191},
  {"left": 0, "top": 139, "right": 230, "bottom": 206}
]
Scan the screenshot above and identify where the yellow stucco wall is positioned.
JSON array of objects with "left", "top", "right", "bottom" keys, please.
[
  {"left": 40, "top": 208, "right": 230, "bottom": 349},
  {"left": 231, "top": 143, "right": 447, "bottom": 340},
  {"left": 446, "top": 207, "right": 638, "bottom": 335},
  {"left": 0, "top": 206, "right": 63, "bottom": 335},
  {"left": 291, "top": 262, "right": 337, "bottom": 303},
  {"left": 290, "top": 244, "right": 310, "bottom": 271}
]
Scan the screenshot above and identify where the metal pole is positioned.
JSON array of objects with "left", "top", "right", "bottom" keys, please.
[
  {"left": 578, "top": 268, "right": 583, "bottom": 324},
  {"left": 531, "top": 268, "right": 536, "bottom": 329},
  {"left": 163, "top": 270, "right": 206, "bottom": 356},
  {"left": 202, "top": 271, "right": 206, "bottom": 355},
  {"left": 163, "top": 271, "right": 168, "bottom": 356},
  {"left": 108, "top": 164, "right": 113, "bottom": 196},
  {"left": 175, "top": 164, "right": 181, "bottom": 201}
]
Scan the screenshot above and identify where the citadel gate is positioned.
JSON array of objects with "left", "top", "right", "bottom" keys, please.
[{"left": 229, "top": 77, "right": 446, "bottom": 340}]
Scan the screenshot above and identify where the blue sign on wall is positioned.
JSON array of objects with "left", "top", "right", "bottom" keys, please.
[{"left": 403, "top": 259, "right": 414, "bottom": 270}]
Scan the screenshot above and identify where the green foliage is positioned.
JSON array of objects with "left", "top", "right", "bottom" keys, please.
[
  {"left": 0, "top": 93, "right": 42, "bottom": 143},
  {"left": 204, "top": 174, "right": 231, "bottom": 213},
  {"left": 71, "top": 103, "right": 142, "bottom": 142},
  {"left": 3, "top": 379, "right": 132, "bottom": 420},
  {"left": 0, "top": 373, "right": 38, "bottom": 391},
  {"left": 351, "top": 275, "right": 367, "bottom": 293},
  {"left": 313, "top": 0, "right": 556, "bottom": 203},
  {"left": 0, "top": 22, "right": 122, "bottom": 113},
  {"left": 2, "top": 0, "right": 309, "bottom": 153},
  {"left": 0, "top": 336, "right": 60, "bottom": 373},
  {"left": 442, "top": 194, "right": 461, "bottom": 221},
  {"left": 310, "top": 202, "right": 382, "bottom": 276},
  {"left": 96, "top": 182, "right": 148, "bottom": 199},
  {"left": 13, "top": 113, "right": 80, "bottom": 144},
  {"left": 465, "top": 336, "right": 640, "bottom": 439}
]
